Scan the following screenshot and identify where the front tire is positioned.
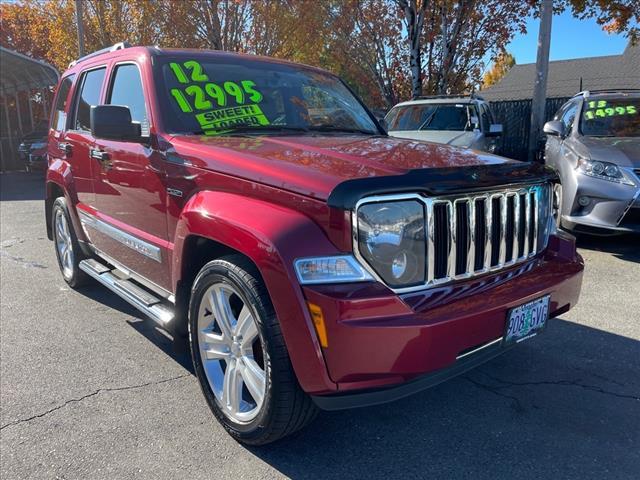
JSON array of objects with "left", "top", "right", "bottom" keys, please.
[
  {"left": 52, "top": 197, "right": 89, "bottom": 288},
  {"left": 189, "top": 255, "right": 317, "bottom": 445}
]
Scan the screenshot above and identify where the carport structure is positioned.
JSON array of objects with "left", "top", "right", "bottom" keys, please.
[{"left": 1, "top": 47, "right": 59, "bottom": 171}]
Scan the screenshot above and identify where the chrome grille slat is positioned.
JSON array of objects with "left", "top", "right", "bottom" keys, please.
[
  {"left": 483, "top": 196, "right": 492, "bottom": 271},
  {"left": 498, "top": 194, "right": 508, "bottom": 266},
  {"left": 513, "top": 193, "right": 521, "bottom": 261},
  {"left": 426, "top": 200, "right": 436, "bottom": 283},
  {"left": 353, "top": 184, "right": 551, "bottom": 294},
  {"left": 524, "top": 192, "right": 531, "bottom": 257},
  {"left": 447, "top": 202, "right": 455, "bottom": 279},
  {"left": 531, "top": 192, "right": 539, "bottom": 256},
  {"left": 467, "top": 199, "right": 476, "bottom": 276}
]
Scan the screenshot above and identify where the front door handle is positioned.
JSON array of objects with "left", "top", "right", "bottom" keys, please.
[
  {"left": 90, "top": 149, "right": 112, "bottom": 170},
  {"left": 90, "top": 149, "right": 109, "bottom": 162},
  {"left": 58, "top": 142, "right": 72, "bottom": 154}
]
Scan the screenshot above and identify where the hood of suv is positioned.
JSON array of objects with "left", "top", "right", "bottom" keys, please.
[
  {"left": 578, "top": 137, "right": 640, "bottom": 168},
  {"left": 170, "top": 134, "right": 509, "bottom": 200}
]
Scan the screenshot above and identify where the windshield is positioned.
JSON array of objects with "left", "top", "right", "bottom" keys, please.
[
  {"left": 580, "top": 98, "right": 640, "bottom": 137},
  {"left": 154, "top": 56, "right": 379, "bottom": 136},
  {"left": 385, "top": 103, "right": 479, "bottom": 132}
]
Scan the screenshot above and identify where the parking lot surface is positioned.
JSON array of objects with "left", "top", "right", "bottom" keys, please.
[{"left": 1, "top": 172, "right": 639, "bottom": 479}]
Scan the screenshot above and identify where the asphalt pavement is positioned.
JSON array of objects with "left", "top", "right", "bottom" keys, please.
[{"left": 1, "top": 172, "right": 639, "bottom": 479}]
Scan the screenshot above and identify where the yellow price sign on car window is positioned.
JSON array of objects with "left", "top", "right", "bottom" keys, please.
[
  {"left": 167, "top": 60, "right": 270, "bottom": 133},
  {"left": 583, "top": 104, "right": 637, "bottom": 121}
]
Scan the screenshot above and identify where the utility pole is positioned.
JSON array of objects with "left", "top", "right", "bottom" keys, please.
[
  {"left": 75, "top": 0, "right": 85, "bottom": 57},
  {"left": 528, "top": 0, "right": 553, "bottom": 162}
]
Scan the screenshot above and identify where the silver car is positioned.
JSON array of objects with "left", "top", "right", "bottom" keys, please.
[{"left": 544, "top": 90, "right": 640, "bottom": 235}]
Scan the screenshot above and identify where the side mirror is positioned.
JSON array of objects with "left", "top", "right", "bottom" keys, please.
[
  {"left": 377, "top": 116, "right": 388, "bottom": 131},
  {"left": 543, "top": 120, "right": 565, "bottom": 137},
  {"left": 486, "top": 123, "right": 503, "bottom": 137},
  {"left": 91, "top": 105, "right": 142, "bottom": 141}
]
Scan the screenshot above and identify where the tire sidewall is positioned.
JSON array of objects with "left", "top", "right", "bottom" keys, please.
[{"left": 188, "top": 260, "right": 275, "bottom": 440}]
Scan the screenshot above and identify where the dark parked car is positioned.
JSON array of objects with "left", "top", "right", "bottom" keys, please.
[
  {"left": 45, "top": 43, "right": 583, "bottom": 445},
  {"left": 18, "top": 121, "right": 49, "bottom": 172}
]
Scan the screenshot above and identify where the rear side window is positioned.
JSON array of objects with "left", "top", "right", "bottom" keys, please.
[
  {"left": 50, "top": 75, "right": 75, "bottom": 131},
  {"left": 73, "top": 67, "right": 106, "bottom": 132},
  {"left": 108, "top": 64, "right": 150, "bottom": 135}
]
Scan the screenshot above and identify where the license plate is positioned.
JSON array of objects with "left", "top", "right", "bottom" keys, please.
[{"left": 504, "top": 295, "right": 550, "bottom": 344}]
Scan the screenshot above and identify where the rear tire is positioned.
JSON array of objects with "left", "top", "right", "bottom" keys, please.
[
  {"left": 52, "top": 197, "right": 89, "bottom": 288},
  {"left": 189, "top": 255, "right": 317, "bottom": 445}
]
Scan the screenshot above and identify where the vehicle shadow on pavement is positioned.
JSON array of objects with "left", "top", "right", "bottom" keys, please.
[
  {"left": 576, "top": 234, "right": 639, "bottom": 263},
  {"left": 248, "top": 318, "right": 640, "bottom": 479},
  {"left": 77, "top": 283, "right": 194, "bottom": 373},
  {"left": 0, "top": 172, "right": 45, "bottom": 202}
]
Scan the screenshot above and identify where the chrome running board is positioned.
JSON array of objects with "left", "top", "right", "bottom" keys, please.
[{"left": 79, "top": 259, "right": 174, "bottom": 327}]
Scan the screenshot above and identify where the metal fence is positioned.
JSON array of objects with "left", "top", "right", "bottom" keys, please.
[{"left": 490, "top": 97, "right": 570, "bottom": 161}]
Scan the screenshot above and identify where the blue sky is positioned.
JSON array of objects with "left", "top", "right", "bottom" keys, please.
[{"left": 506, "top": 11, "right": 631, "bottom": 65}]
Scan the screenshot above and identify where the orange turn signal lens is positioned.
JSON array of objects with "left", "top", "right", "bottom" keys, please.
[{"left": 307, "top": 302, "right": 328, "bottom": 348}]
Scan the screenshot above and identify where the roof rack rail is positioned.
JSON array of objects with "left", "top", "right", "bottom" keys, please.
[
  {"left": 415, "top": 93, "right": 485, "bottom": 101},
  {"left": 68, "top": 41, "right": 131, "bottom": 69},
  {"left": 573, "top": 88, "right": 640, "bottom": 98}
]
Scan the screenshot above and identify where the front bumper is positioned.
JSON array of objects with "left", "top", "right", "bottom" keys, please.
[
  {"left": 561, "top": 170, "right": 640, "bottom": 234},
  {"left": 303, "top": 233, "right": 583, "bottom": 409}
]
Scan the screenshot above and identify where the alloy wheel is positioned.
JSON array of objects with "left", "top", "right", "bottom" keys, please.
[
  {"left": 197, "top": 282, "right": 267, "bottom": 424},
  {"left": 55, "top": 209, "right": 74, "bottom": 279}
]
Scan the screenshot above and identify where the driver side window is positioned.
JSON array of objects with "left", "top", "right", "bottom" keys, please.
[
  {"left": 108, "top": 64, "right": 149, "bottom": 136},
  {"left": 560, "top": 101, "right": 579, "bottom": 134}
]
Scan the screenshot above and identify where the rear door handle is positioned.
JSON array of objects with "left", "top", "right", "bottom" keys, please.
[{"left": 58, "top": 142, "right": 72, "bottom": 154}]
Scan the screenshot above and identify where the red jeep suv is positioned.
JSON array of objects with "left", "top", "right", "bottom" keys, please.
[{"left": 45, "top": 43, "right": 584, "bottom": 445}]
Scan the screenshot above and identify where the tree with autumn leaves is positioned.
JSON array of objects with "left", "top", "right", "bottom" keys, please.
[
  {"left": 482, "top": 51, "right": 516, "bottom": 89},
  {"left": 1, "top": 0, "right": 639, "bottom": 108}
]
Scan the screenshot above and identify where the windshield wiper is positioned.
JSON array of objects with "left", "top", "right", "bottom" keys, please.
[{"left": 307, "top": 125, "right": 379, "bottom": 135}]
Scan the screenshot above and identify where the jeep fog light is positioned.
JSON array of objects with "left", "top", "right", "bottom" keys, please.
[{"left": 294, "top": 255, "right": 373, "bottom": 285}]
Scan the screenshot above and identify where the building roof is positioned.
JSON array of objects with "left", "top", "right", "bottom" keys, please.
[
  {"left": 0, "top": 47, "right": 59, "bottom": 96},
  {"left": 481, "top": 41, "right": 640, "bottom": 102}
]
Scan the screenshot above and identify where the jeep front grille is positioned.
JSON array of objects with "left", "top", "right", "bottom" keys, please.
[{"left": 355, "top": 184, "right": 551, "bottom": 292}]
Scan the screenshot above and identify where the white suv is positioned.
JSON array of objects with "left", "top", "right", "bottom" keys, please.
[{"left": 384, "top": 95, "right": 503, "bottom": 153}]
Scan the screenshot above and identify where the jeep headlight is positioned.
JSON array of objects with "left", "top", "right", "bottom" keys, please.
[
  {"left": 577, "top": 158, "right": 634, "bottom": 186},
  {"left": 357, "top": 200, "right": 425, "bottom": 287}
]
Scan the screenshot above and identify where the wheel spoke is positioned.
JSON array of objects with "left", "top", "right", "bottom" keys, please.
[
  {"left": 208, "top": 286, "right": 235, "bottom": 340},
  {"left": 200, "top": 331, "right": 230, "bottom": 360},
  {"left": 235, "top": 306, "right": 257, "bottom": 346},
  {"left": 222, "top": 359, "right": 243, "bottom": 415},
  {"left": 56, "top": 217, "right": 65, "bottom": 238},
  {"left": 240, "top": 357, "right": 265, "bottom": 406},
  {"left": 61, "top": 216, "right": 70, "bottom": 237}
]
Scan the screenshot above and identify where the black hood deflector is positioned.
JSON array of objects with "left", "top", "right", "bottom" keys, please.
[{"left": 327, "top": 162, "right": 558, "bottom": 209}]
